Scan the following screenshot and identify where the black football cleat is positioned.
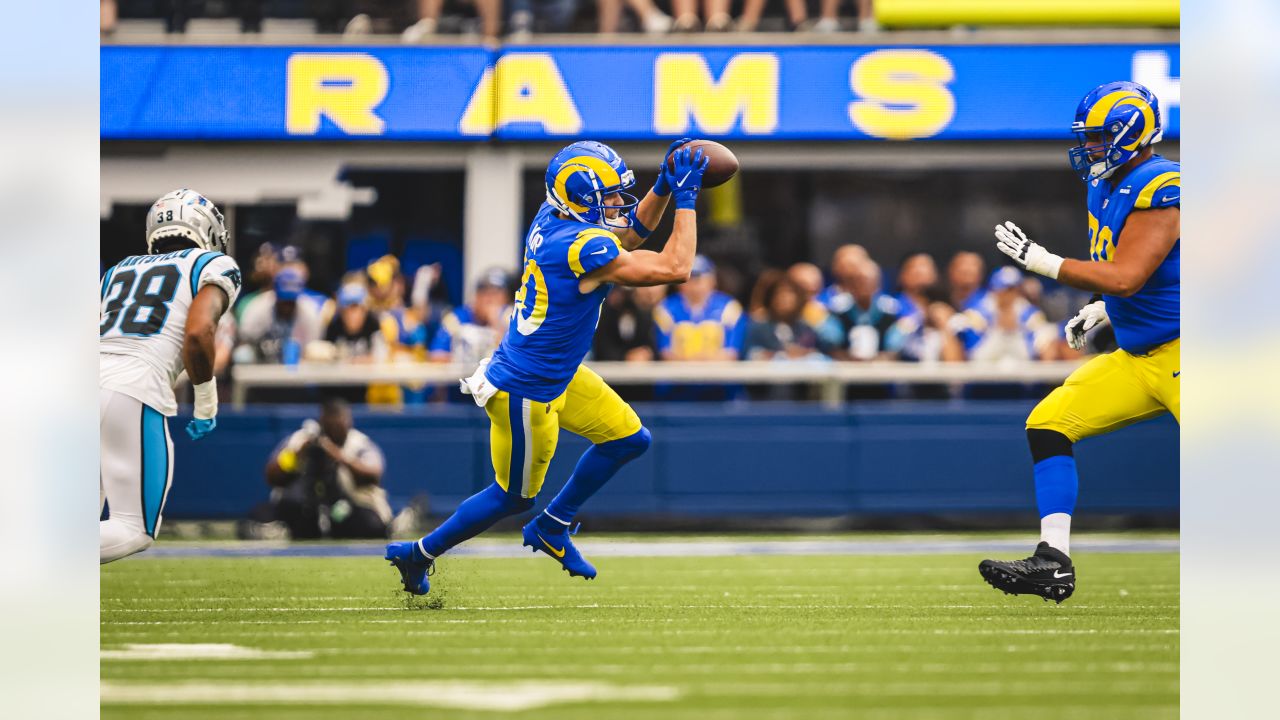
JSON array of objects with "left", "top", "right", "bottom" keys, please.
[{"left": 979, "top": 542, "right": 1075, "bottom": 604}]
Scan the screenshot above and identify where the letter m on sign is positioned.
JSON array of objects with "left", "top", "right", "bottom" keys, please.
[{"left": 653, "top": 54, "right": 778, "bottom": 136}]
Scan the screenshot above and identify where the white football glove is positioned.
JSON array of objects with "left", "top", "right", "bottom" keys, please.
[
  {"left": 1064, "top": 300, "right": 1109, "bottom": 350},
  {"left": 994, "top": 221, "right": 1064, "bottom": 280}
]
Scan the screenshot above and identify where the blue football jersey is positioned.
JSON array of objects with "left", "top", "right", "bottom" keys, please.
[
  {"left": 485, "top": 203, "right": 623, "bottom": 402},
  {"left": 1086, "top": 154, "right": 1180, "bottom": 354},
  {"left": 652, "top": 291, "right": 746, "bottom": 359}
]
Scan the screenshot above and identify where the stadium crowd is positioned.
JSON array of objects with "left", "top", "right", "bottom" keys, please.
[
  {"left": 210, "top": 239, "right": 1099, "bottom": 404},
  {"left": 101, "top": 0, "right": 878, "bottom": 38}
]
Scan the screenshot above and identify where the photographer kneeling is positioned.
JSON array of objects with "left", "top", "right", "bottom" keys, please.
[{"left": 253, "top": 398, "right": 392, "bottom": 539}]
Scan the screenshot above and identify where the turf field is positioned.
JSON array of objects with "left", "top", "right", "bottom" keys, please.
[{"left": 101, "top": 534, "right": 1178, "bottom": 719}]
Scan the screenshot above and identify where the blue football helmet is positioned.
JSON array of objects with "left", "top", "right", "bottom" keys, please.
[
  {"left": 544, "top": 141, "right": 638, "bottom": 230},
  {"left": 1068, "top": 81, "right": 1163, "bottom": 182}
]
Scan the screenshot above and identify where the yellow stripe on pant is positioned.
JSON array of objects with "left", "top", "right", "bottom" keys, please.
[
  {"left": 484, "top": 364, "right": 642, "bottom": 498},
  {"left": 1027, "top": 338, "right": 1180, "bottom": 442}
]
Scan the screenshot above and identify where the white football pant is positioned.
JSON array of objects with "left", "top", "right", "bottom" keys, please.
[{"left": 100, "top": 388, "right": 173, "bottom": 563}]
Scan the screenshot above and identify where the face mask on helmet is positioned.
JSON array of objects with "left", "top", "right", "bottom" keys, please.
[{"left": 1067, "top": 83, "right": 1162, "bottom": 182}]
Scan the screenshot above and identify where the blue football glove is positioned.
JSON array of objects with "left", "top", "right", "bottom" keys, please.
[
  {"left": 652, "top": 137, "right": 693, "bottom": 197},
  {"left": 664, "top": 147, "right": 710, "bottom": 210},
  {"left": 186, "top": 417, "right": 216, "bottom": 441}
]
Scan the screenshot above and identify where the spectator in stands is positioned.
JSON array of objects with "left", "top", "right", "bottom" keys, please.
[
  {"left": 654, "top": 255, "right": 745, "bottom": 361},
  {"left": 430, "top": 268, "right": 511, "bottom": 367},
  {"left": 951, "top": 267, "right": 1058, "bottom": 363},
  {"left": 316, "top": 283, "right": 391, "bottom": 403},
  {"left": 234, "top": 242, "right": 284, "bottom": 323},
  {"left": 787, "top": 262, "right": 846, "bottom": 350},
  {"left": 325, "top": 284, "right": 389, "bottom": 363},
  {"left": 890, "top": 252, "right": 964, "bottom": 363},
  {"left": 946, "top": 250, "right": 987, "bottom": 311},
  {"left": 402, "top": 0, "right": 503, "bottom": 41},
  {"left": 671, "top": 0, "right": 732, "bottom": 31},
  {"left": 278, "top": 246, "right": 330, "bottom": 311},
  {"left": 615, "top": 0, "right": 674, "bottom": 33},
  {"left": 366, "top": 254, "right": 406, "bottom": 315},
  {"left": 829, "top": 258, "right": 904, "bottom": 361},
  {"left": 736, "top": 0, "right": 842, "bottom": 32},
  {"left": 594, "top": 285, "right": 664, "bottom": 362},
  {"left": 894, "top": 251, "right": 940, "bottom": 320},
  {"left": 235, "top": 267, "right": 325, "bottom": 364},
  {"left": 101, "top": 0, "right": 117, "bottom": 35},
  {"left": 786, "top": 262, "right": 823, "bottom": 305},
  {"left": 362, "top": 256, "right": 412, "bottom": 405},
  {"left": 817, "top": 243, "right": 871, "bottom": 311},
  {"left": 381, "top": 265, "right": 446, "bottom": 404},
  {"left": 748, "top": 267, "right": 783, "bottom": 320},
  {"left": 508, "top": 0, "right": 580, "bottom": 36},
  {"left": 256, "top": 398, "right": 393, "bottom": 540},
  {"left": 746, "top": 275, "right": 833, "bottom": 361},
  {"left": 892, "top": 301, "right": 965, "bottom": 364},
  {"left": 856, "top": 0, "right": 878, "bottom": 33}
]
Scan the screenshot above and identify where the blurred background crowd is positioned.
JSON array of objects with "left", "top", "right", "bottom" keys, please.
[
  {"left": 101, "top": 0, "right": 878, "bottom": 39},
  {"left": 182, "top": 234, "right": 1101, "bottom": 406}
]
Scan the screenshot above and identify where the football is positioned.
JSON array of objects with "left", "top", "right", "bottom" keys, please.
[{"left": 666, "top": 139, "right": 739, "bottom": 189}]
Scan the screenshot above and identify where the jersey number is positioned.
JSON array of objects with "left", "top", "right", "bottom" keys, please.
[
  {"left": 513, "top": 259, "right": 549, "bottom": 336},
  {"left": 100, "top": 265, "right": 181, "bottom": 337}
]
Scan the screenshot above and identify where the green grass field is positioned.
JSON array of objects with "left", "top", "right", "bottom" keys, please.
[{"left": 101, "top": 536, "right": 1178, "bottom": 719}]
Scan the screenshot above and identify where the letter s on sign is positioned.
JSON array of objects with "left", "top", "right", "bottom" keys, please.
[{"left": 848, "top": 50, "right": 955, "bottom": 141}]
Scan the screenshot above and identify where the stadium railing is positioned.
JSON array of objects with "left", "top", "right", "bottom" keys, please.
[{"left": 230, "top": 359, "right": 1086, "bottom": 408}]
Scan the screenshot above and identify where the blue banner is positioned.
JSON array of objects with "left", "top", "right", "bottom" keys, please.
[{"left": 101, "top": 44, "right": 1180, "bottom": 141}]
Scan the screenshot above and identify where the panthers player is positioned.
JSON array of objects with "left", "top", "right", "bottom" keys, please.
[
  {"left": 385, "top": 140, "right": 708, "bottom": 594},
  {"left": 100, "top": 189, "right": 241, "bottom": 563},
  {"left": 980, "top": 81, "right": 1179, "bottom": 602}
]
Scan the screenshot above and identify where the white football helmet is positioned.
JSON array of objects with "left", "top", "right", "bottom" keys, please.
[{"left": 145, "top": 188, "right": 228, "bottom": 254}]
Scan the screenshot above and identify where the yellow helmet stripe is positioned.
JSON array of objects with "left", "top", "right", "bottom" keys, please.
[
  {"left": 564, "top": 154, "right": 621, "bottom": 187},
  {"left": 1135, "top": 171, "right": 1180, "bottom": 209},
  {"left": 1114, "top": 97, "right": 1157, "bottom": 150},
  {"left": 1084, "top": 90, "right": 1143, "bottom": 127},
  {"left": 554, "top": 164, "right": 590, "bottom": 213},
  {"left": 568, "top": 229, "right": 622, "bottom": 277},
  {"left": 552, "top": 154, "right": 623, "bottom": 214}
]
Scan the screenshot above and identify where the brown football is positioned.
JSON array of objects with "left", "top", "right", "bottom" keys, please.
[{"left": 665, "top": 139, "right": 739, "bottom": 189}]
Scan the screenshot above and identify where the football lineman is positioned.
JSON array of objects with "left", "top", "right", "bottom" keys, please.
[{"left": 980, "top": 82, "right": 1180, "bottom": 602}]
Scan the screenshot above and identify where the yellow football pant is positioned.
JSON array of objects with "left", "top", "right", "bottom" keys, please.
[
  {"left": 1027, "top": 338, "right": 1180, "bottom": 442},
  {"left": 486, "top": 365, "right": 643, "bottom": 498}
]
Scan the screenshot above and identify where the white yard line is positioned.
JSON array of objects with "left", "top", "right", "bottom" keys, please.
[
  {"left": 100, "top": 644, "right": 314, "bottom": 660},
  {"left": 100, "top": 681, "right": 679, "bottom": 711}
]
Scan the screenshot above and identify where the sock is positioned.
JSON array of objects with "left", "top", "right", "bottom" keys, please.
[
  {"left": 415, "top": 482, "right": 532, "bottom": 561},
  {"left": 1033, "top": 455, "right": 1078, "bottom": 556},
  {"left": 538, "top": 427, "right": 652, "bottom": 534},
  {"left": 1040, "top": 512, "right": 1072, "bottom": 557}
]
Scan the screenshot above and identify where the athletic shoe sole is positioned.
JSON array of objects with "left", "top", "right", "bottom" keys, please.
[{"left": 979, "top": 561, "right": 1074, "bottom": 604}]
